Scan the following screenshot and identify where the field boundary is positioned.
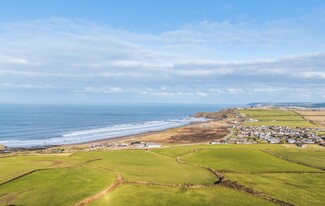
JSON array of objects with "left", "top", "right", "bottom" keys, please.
[
  {"left": 176, "top": 156, "right": 294, "bottom": 206},
  {"left": 292, "top": 111, "right": 318, "bottom": 127},
  {"left": 0, "top": 158, "right": 102, "bottom": 187},
  {"left": 74, "top": 173, "right": 124, "bottom": 206},
  {"left": 261, "top": 149, "right": 324, "bottom": 171}
]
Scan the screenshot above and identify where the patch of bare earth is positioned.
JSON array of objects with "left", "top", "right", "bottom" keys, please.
[{"left": 167, "top": 125, "right": 229, "bottom": 143}]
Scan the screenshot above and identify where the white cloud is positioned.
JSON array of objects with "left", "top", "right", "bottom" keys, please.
[
  {"left": 81, "top": 87, "right": 123, "bottom": 94},
  {"left": 0, "top": 16, "right": 325, "bottom": 103},
  {"left": 0, "top": 83, "right": 55, "bottom": 89}
]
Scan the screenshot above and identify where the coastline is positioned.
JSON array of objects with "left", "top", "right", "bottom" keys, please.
[
  {"left": 1, "top": 107, "right": 239, "bottom": 151},
  {"left": 2, "top": 120, "right": 210, "bottom": 150}
]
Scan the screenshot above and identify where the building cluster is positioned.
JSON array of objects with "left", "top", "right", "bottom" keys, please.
[{"left": 235, "top": 125, "right": 324, "bottom": 144}]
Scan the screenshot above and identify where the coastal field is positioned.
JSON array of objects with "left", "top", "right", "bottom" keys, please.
[
  {"left": 239, "top": 109, "right": 317, "bottom": 127},
  {"left": 225, "top": 173, "right": 325, "bottom": 206},
  {"left": 89, "top": 184, "right": 277, "bottom": 206},
  {"left": 296, "top": 110, "right": 325, "bottom": 127},
  {"left": 1, "top": 144, "right": 324, "bottom": 206}
]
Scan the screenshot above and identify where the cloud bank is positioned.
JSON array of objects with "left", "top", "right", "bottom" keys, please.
[{"left": 0, "top": 15, "right": 325, "bottom": 104}]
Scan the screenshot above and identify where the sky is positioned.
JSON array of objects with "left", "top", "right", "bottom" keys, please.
[{"left": 0, "top": 0, "right": 325, "bottom": 104}]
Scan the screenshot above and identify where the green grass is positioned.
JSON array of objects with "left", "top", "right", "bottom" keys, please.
[
  {"left": 75, "top": 150, "right": 217, "bottom": 184},
  {"left": 0, "top": 166, "right": 116, "bottom": 206},
  {"left": 239, "top": 109, "right": 297, "bottom": 117},
  {"left": 1, "top": 144, "right": 324, "bottom": 205},
  {"left": 153, "top": 144, "right": 284, "bottom": 158},
  {"left": 89, "top": 184, "right": 277, "bottom": 206},
  {"left": 0, "top": 154, "right": 91, "bottom": 184},
  {"left": 241, "top": 120, "right": 317, "bottom": 127},
  {"left": 225, "top": 173, "right": 325, "bottom": 206},
  {"left": 183, "top": 148, "right": 320, "bottom": 172},
  {"left": 239, "top": 109, "right": 317, "bottom": 128},
  {"left": 266, "top": 149, "right": 325, "bottom": 169},
  {"left": 251, "top": 115, "right": 304, "bottom": 121}
]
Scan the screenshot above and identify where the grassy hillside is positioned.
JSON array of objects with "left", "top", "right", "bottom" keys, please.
[
  {"left": 75, "top": 150, "right": 217, "bottom": 184},
  {"left": 0, "top": 144, "right": 324, "bottom": 205},
  {"left": 265, "top": 149, "right": 325, "bottom": 169},
  {"left": 89, "top": 184, "right": 277, "bottom": 206},
  {"left": 0, "top": 154, "right": 91, "bottom": 184},
  {"left": 182, "top": 148, "right": 320, "bottom": 172},
  {"left": 225, "top": 173, "right": 325, "bottom": 206},
  {"left": 0, "top": 166, "right": 116, "bottom": 206}
]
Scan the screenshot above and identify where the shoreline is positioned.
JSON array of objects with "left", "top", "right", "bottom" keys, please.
[
  {"left": 67, "top": 121, "right": 211, "bottom": 147},
  {"left": 2, "top": 121, "right": 208, "bottom": 150}
]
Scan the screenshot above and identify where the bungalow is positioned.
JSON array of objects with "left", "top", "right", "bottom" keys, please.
[
  {"left": 303, "top": 139, "right": 314, "bottom": 144},
  {"left": 268, "top": 138, "right": 280, "bottom": 144}
]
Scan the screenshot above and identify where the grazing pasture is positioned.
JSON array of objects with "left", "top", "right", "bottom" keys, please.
[
  {"left": 75, "top": 150, "right": 217, "bottom": 184},
  {"left": 0, "top": 144, "right": 324, "bottom": 206},
  {"left": 241, "top": 120, "right": 317, "bottom": 127},
  {"left": 250, "top": 115, "right": 304, "bottom": 121},
  {"left": 89, "top": 184, "right": 277, "bottom": 206},
  {"left": 0, "top": 154, "right": 91, "bottom": 184},
  {"left": 239, "top": 109, "right": 318, "bottom": 127},
  {"left": 265, "top": 148, "right": 325, "bottom": 169},
  {"left": 152, "top": 144, "right": 284, "bottom": 158},
  {"left": 182, "top": 148, "right": 320, "bottom": 172},
  {"left": 239, "top": 109, "right": 297, "bottom": 117},
  {"left": 0, "top": 166, "right": 116, "bottom": 206},
  {"left": 225, "top": 173, "right": 325, "bottom": 206}
]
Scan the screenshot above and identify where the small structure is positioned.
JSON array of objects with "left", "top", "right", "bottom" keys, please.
[
  {"left": 145, "top": 142, "right": 162, "bottom": 148},
  {"left": 268, "top": 138, "right": 280, "bottom": 144}
]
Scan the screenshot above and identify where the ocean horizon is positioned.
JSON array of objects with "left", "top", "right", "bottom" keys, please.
[{"left": 0, "top": 103, "right": 237, "bottom": 147}]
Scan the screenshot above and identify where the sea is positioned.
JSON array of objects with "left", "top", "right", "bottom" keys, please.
[{"left": 0, "top": 103, "right": 234, "bottom": 148}]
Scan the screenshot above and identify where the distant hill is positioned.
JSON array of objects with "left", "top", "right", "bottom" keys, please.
[{"left": 247, "top": 102, "right": 325, "bottom": 108}]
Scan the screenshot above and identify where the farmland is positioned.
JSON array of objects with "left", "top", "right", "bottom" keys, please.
[
  {"left": 0, "top": 166, "right": 116, "bottom": 206},
  {"left": 182, "top": 148, "right": 320, "bottom": 172},
  {"left": 296, "top": 110, "right": 325, "bottom": 127},
  {"left": 239, "top": 109, "right": 317, "bottom": 127},
  {"left": 0, "top": 140, "right": 324, "bottom": 205},
  {"left": 241, "top": 120, "right": 317, "bottom": 127},
  {"left": 74, "top": 150, "right": 217, "bottom": 184},
  {"left": 89, "top": 184, "right": 277, "bottom": 206},
  {"left": 225, "top": 173, "right": 325, "bottom": 206},
  {"left": 0, "top": 154, "right": 92, "bottom": 183},
  {"left": 264, "top": 149, "right": 325, "bottom": 169}
]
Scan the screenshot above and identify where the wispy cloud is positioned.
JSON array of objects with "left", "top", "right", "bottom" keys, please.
[{"left": 0, "top": 15, "right": 325, "bottom": 103}]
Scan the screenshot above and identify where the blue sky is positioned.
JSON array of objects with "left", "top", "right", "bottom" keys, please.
[{"left": 0, "top": 0, "right": 325, "bottom": 104}]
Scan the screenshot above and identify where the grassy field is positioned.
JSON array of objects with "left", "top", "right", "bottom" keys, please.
[
  {"left": 239, "top": 109, "right": 318, "bottom": 127},
  {"left": 250, "top": 115, "right": 304, "bottom": 121},
  {"left": 0, "top": 154, "right": 91, "bottom": 184},
  {"left": 239, "top": 109, "right": 297, "bottom": 117},
  {"left": 0, "top": 166, "right": 116, "bottom": 206},
  {"left": 0, "top": 144, "right": 324, "bottom": 205},
  {"left": 182, "top": 148, "right": 320, "bottom": 172},
  {"left": 75, "top": 150, "right": 217, "bottom": 184},
  {"left": 241, "top": 120, "right": 317, "bottom": 127},
  {"left": 89, "top": 184, "right": 277, "bottom": 206},
  {"left": 152, "top": 144, "right": 284, "bottom": 158},
  {"left": 265, "top": 149, "right": 325, "bottom": 169},
  {"left": 225, "top": 173, "right": 325, "bottom": 206}
]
